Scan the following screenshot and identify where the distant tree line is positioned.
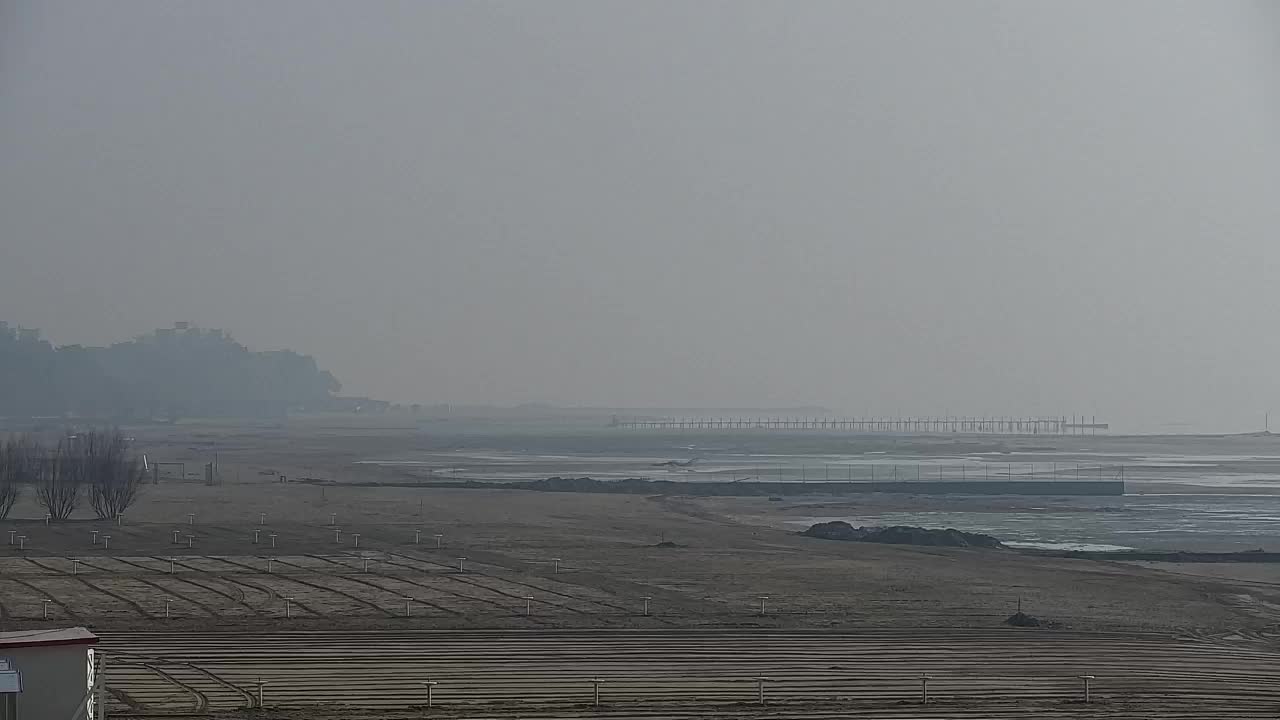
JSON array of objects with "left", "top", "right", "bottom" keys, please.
[{"left": 0, "top": 322, "right": 342, "bottom": 419}]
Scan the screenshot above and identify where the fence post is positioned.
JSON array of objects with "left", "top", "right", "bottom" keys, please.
[
  {"left": 1078, "top": 674, "right": 1094, "bottom": 703},
  {"left": 755, "top": 676, "right": 772, "bottom": 705},
  {"left": 255, "top": 677, "right": 269, "bottom": 708},
  {"left": 421, "top": 679, "right": 438, "bottom": 709},
  {"left": 97, "top": 651, "right": 107, "bottom": 720}
]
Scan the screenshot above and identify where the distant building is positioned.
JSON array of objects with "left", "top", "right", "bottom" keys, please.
[
  {"left": 0, "top": 627, "right": 100, "bottom": 720},
  {"left": 16, "top": 327, "right": 40, "bottom": 342},
  {"left": 324, "top": 396, "right": 392, "bottom": 413}
]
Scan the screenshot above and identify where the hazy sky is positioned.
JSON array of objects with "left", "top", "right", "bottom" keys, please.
[{"left": 2, "top": 1, "right": 1277, "bottom": 432}]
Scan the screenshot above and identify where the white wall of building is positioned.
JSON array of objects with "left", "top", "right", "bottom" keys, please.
[{"left": 4, "top": 644, "right": 93, "bottom": 720}]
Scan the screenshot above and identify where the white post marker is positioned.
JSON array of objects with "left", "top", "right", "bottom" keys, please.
[
  {"left": 7, "top": 530, "right": 14, "bottom": 545},
  {"left": 523, "top": 596, "right": 534, "bottom": 616},
  {"left": 187, "top": 513, "right": 195, "bottom": 526},
  {"left": 267, "top": 557, "right": 275, "bottom": 574},
  {"left": 456, "top": 557, "right": 466, "bottom": 573},
  {"left": 42, "top": 599, "right": 52, "bottom": 620},
  {"left": 363, "top": 557, "right": 371, "bottom": 573},
  {"left": 185, "top": 534, "right": 194, "bottom": 549},
  {"left": 757, "top": 595, "right": 769, "bottom": 616},
  {"left": 44, "top": 513, "right": 50, "bottom": 526},
  {"left": 72, "top": 559, "right": 80, "bottom": 575},
  {"left": 91, "top": 530, "right": 99, "bottom": 545},
  {"left": 168, "top": 557, "right": 176, "bottom": 574},
  {"left": 116, "top": 514, "right": 123, "bottom": 527},
  {"left": 172, "top": 529, "right": 180, "bottom": 544},
  {"left": 403, "top": 597, "right": 414, "bottom": 618},
  {"left": 255, "top": 677, "right": 270, "bottom": 709},
  {"left": 552, "top": 558, "right": 562, "bottom": 573},
  {"left": 433, "top": 534, "right": 443, "bottom": 549},
  {"left": 17, "top": 536, "right": 26, "bottom": 551},
  {"left": 641, "top": 596, "right": 652, "bottom": 617},
  {"left": 414, "top": 529, "right": 422, "bottom": 544},
  {"left": 259, "top": 512, "right": 266, "bottom": 526},
  {"left": 920, "top": 673, "right": 930, "bottom": 704},
  {"left": 1078, "top": 675, "right": 1094, "bottom": 704},
  {"left": 334, "top": 528, "right": 342, "bottom": 543},
  {"left": 755, "top": 676, "right": 773, "bottom": 706},
  {"left": 164, "top": 598, "right": 173, "bottom": 619},
  {"left": 591, "top": 677, "right": 604, "bottom": 708},
  {"left": 269, "top": 533, "right": 277, "bottom": 548},
  {"left": 283, "top": 597, "right": 294, "bottom": 619},
  {"left": 253, "top": 529, "right": 261, "bottom": 544},
  {"left": 352, "top": 533, "right": 360, "bottom": 549},
  {"left": 420, "top": 680, "right": 438, "bottom": 709},
  {"left": 330, "top": 512, "right": 337, "bottom": 526}
]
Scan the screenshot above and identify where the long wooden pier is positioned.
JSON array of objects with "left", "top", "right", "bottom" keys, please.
[{"left": 610, "top": 416, "right": 1107, "bottom": 435}]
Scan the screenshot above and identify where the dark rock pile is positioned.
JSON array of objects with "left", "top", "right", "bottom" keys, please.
[
  {"left": 800, "top": 521, "right": 1004, "bottom": 549},
  {"left": 1005, "top": 612, "right": 1043, "bottom": 627}
]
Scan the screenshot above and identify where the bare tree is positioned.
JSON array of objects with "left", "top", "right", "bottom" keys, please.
[
  {"left": 0, "top": 435, "right": 38, "bottom": 519},
  {"left": 36, "top": 436, "right": 82, "bottom": 521},
  {"left": 76, "top": 429, "right": 146, "bottom": 520}
]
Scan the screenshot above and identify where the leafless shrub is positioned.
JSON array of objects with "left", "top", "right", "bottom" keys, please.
[
  {"left": 76, "top": 429, "right": 146, "bottom": 520},
  {"left": 0, "top": 435, "right": 38, "bottom": 519},
  {"left": 36, "top": 436, "right": 82, "bottom": 521}
]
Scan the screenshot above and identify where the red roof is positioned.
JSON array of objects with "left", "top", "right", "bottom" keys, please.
[{"left": 0, "top": 628, "right": 98, "bottom": 649}]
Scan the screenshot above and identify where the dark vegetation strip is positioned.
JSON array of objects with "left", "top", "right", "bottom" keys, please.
[{"left": 310, "top": 476, "right": 1125, "bottom": 497}]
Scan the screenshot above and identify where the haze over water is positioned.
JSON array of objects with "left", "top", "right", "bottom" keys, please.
[{"left": 4, "top": 2, "right": 1279, "bottom": 433}]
